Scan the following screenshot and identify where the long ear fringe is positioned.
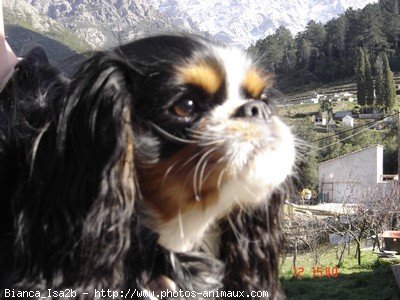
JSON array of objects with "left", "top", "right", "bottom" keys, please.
[
  {"left": 11, "top": 52, "right": 137, "bottom": 292},
  {"left": 219, "top": 192, "right": 285, "bottom": 300}
]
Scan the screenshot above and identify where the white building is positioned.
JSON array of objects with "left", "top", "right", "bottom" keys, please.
[
  {"left": 311, "top": 112, "right": 328, "bottom": 125},
  {"left": 319, "top": 145, "right": 395, "bottom": 202},
  {"left": 340, "top": 92, "right": 353, "bottom": 97},
  {"left": 342, "top": 115, "right": 354, "bottom": 127}
]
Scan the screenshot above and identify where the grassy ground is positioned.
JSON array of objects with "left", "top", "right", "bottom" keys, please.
[{"left": 280, "top": 246, "right": 400, "bottom": 300}]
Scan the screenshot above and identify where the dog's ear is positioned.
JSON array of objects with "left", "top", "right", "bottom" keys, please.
[
  {"left": 219, "top": 192, "right": 285, "bottom": 299},
  {"left": 62, "top": 52, "right": 137, "bottom": 287},
  {"left": 19, "top": 51, "right": 137, "bottom": 289}
]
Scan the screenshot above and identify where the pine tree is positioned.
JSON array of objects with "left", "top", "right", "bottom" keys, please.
[
  {"left": 356, "top": 47, "right": 367, "bottom": 106},
  {"left": 383, "top": 53, "right": 397, "bottom": 112},
  {"left": 365, "top": 53, "right": 374, "bottom": 106},
  {"left": 375, "top": 54, "right": 385, "bottom": 107}
]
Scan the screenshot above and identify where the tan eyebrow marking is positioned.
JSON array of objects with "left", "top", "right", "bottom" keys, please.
[
  {"left": 242, "top": 69, "right": 272, "bottom": 99},
  {"left": 178, "top": 62, "right": 223, "bottom": 95}
]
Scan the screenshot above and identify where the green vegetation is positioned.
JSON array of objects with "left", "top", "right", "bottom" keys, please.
[
  {"left": 365, "top": 53, "right": 375, "bottom": 106},
  {"left": 280, "top": 248, "right": 400, "bottom": 300},
  {"left": 283, "top": 99, "right": 399, "bottom": 188},
  {"left": 4, "top": 7, "right": 91, "bottom": 55},
  {"left": 356, "top": 47, "right": 367, "bottom": 106},
  {"left": 250, "top": 0, "right": 400, "bottom": 93},
  {"left": 375, "top": 55, "right": 385, "bottom": 107},
  {"left": 383, "top": 53, "right": 397, "bottom": 112}
]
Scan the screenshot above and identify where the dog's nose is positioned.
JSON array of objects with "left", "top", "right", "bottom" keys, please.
[{"left": 233, "top": 100, "right": 271, "bottom": 121}]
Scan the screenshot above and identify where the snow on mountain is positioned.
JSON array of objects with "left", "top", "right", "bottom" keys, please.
[
  {"left": 25, "top": 0, "right": 378, "bottom": 49},
  {"left": 149, "top": 0, "right": 378, "bottom": 48}
]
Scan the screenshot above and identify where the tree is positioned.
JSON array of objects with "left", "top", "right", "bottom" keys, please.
[
  {"left": 356, "top": 47, "right": 367, "bottom": 106},
  {"left": 250, "top": 26, "right": 295, "bottom": 74},
  {"left": 344, "top": 8, "right": 363, "bottom": 75},
  {"left": 286, "top": 213, "right": 328, "bottom": 267},
  {"left": 380, "top": 0, "right": 400, "bottom": 54},
  {"left": 304, "top": 20, "right": 326, "bottom": 50},
  {"left": 292, "top": 124, "right": 319, "bottom": 191},
  {"left": 324, "top": 16, "right": 347, "bottom": 79},
  {"left": 383, "top": 53, "right": 397, "bottom": 112},
  {"left": 319, "top": 99, "right": 333, "bottom": 115},
  {"left": 248, "top": 0, "right": 400, "bottom": 91},
  {"left": 295, "top": 34, "right": 312, "bottom": 69},
  {"left": 375, "top": 54, "right": 385, "bottom": 107},
  {"left": 358, "top": 4, "right": 390, "bottom": 54},
  {"left": 275, "top": 26, "right": 296, "bottom": 73},
  {"left": 297, "top": 153, "right": 319, "bottom": 191},
  {"left": 365, "top": 53, "right": 375, "bottom": 106}
]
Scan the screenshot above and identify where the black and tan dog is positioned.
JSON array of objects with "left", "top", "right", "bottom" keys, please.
[{"left": 0, "top": 35, "right": 295, "bottom": 299}]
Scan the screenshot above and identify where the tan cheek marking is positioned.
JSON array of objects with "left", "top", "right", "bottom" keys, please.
[
  {"left": 242, "top": 70, "right": 272, "bottom": 99},
  {"left": 178, "top": 63, "right": 223, "bottom": 95},
  {"left": 137, "top": 144, "right": 229, "bottom": 222}
]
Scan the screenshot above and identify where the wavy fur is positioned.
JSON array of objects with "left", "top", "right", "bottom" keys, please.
[{"left": 0, "top": 36, "right": 290, "bottom": 299}]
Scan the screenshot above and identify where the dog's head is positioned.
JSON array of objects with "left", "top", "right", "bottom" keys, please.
[{"left": 108, "top": 35, "right": 295, "bottom": 252}]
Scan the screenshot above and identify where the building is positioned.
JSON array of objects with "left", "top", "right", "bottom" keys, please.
[
  {"left": 311, "top": 112, "right": 328, "bottom": 126},
  {"left": 334, "top": 111, "right": 352, "bottom": 119},
  {"left": 319, "top": 145, "right": 396, "bottom": 202},
  {"left": 381, "top": 231, "right": 400, "bottom": 253},
  {"left": 342, "top": 115, "right": 354, "bottom": 127}
]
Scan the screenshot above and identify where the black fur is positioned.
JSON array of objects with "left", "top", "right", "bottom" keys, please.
[{"left": 0, "top": 35, "right": 285, "bottom": 299}]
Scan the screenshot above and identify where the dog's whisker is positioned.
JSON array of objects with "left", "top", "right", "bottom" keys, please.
[
  {"left": 193, "top": 148, "right": 216, "bottom": 201},
  {"left": 148, "top": 121, "right": 196, "bottom": 144},
  {"left": 198, "top": 139, "right": 225, "bottom": 147},
  {"left": 217, "top": 167, "right": 228, "bottom": 191},
  {"left": 162, "top": 162, "right": 179, "bottom": 186},
  {"left": 200, "top": 151, "right": 225, "bottom": 190},
  {"left": 178, "top": 209, "right": 185, "bottom": 239},
  {"left": 198, "top": 147, "right": 219, "bottom": 193},
  {"left": 177, "top": 151, "right": 204, "bottom": 172}
]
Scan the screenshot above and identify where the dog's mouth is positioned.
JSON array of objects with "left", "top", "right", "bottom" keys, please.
[
  {"left": 137, "top": 113, "right": 294, "bottom": 252},
  {"left": 194, "top": 115, "right": 295, "bottom": 202}
]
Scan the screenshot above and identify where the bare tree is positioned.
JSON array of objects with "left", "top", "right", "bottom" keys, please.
[{"left": 285, "top": 212, "right": 329, "bottom": 267}]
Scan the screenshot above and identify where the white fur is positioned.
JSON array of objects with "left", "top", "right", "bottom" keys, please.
[{"left": 156, "top": 44, "right": 295, "bottom": 253}]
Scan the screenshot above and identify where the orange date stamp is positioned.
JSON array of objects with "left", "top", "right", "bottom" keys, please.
[{"left": 292, "top": 266, "right": 340, "bottom": 278}]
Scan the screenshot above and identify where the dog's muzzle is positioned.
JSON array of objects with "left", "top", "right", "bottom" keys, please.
[{"left": 233, "top": 100, "right": 272, "bottom": 122}]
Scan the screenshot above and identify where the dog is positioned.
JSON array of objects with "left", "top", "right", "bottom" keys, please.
[{"left": 0, "top": 34, "right": 295, "bottom": 299}]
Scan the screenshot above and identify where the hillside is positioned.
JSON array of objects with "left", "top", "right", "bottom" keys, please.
[
  {"left": 250, "top": 1, "right": 400, "bottom": 92},
  {"left": 279, "top": 75, "right": 400, "bottom": 105},
  {"left": 3, "top": 0, "right": 91, "bottom": 72},
  {"left": 25, "top": 0, "right": 179, "bottom": 49}
]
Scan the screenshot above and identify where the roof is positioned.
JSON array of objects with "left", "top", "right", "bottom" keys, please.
[
  {"left": 342, "top": 115, "right": 354, "bottom": 120},
  {"left": 381, "top": 231, "right": 400, "bottom": 238},
  {"left": 319, "top": 144, "right": 383, "bottom": 165}
]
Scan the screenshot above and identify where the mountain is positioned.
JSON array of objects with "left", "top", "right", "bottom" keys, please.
[
  {"left": 26, "top": 0, "right": 179, "bottom": 49},
  {"left": 149, "top": 0, "right": 379, "bottom": 48},
  {"left": 12, "top": 0, "right": 378, "bottom": 50},
  {"left": 3, "top": 0, "right": 92, "bottom": 72}
]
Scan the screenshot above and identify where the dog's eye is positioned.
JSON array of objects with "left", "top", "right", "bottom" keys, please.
[{"left": 173, "top": 98, "right": 197, "bottom": 118}]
